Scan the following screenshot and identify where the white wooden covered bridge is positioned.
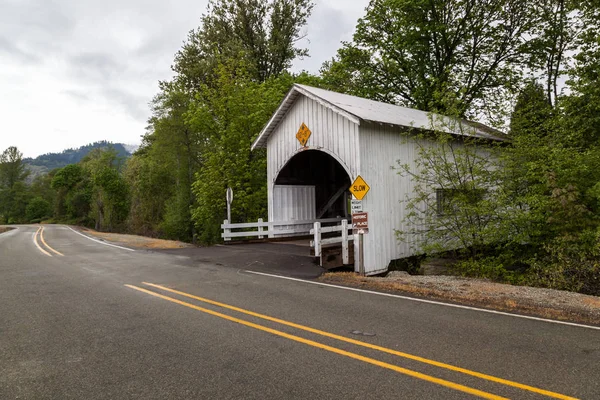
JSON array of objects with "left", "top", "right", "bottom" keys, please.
[{"left": 225, "top": 84, "right": 504, "bottom": 275}]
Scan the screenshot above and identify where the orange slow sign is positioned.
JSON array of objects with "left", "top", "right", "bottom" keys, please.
[
  {"left": 296, "top": 123, "right": 312, "bottom": 147},
  {"left": 350, "top": 175, "right": 370, "bottom": 200}
]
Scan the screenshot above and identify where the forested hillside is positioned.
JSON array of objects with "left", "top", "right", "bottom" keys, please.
[
  {"left": 2, "top": 0, "right": 599, "bottom": 295},
  {"left": 23, "top": 141, "right": 134, "bottom": 181}
]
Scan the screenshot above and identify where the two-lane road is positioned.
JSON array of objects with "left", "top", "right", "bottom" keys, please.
[{"left": 1, "top": 225, "right": 598, "bottom": 399}]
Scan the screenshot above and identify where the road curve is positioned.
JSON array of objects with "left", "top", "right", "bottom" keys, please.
[{"left": 1, "top": 225, "right": 598, "bottom": 399}]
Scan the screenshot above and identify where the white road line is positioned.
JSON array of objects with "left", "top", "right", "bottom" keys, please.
[
  {"left": 66, "top": 226, "right": 135, "bottom": 252},
  {"left": 32, "top": 227, "right": 52, "bottom": 257},
  {"left": 245, "top": 270, "right": 600, "bottom": 331}
]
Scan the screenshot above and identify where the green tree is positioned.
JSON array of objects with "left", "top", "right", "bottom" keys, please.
[
  {"left": 51, "top": 163, "right": 91, "bottom": 222},
  {"left": 0, "top": 146, "right": 30, "bottom": 223},
  {"left": 396, "top": 125, "right": 506, "bottom": 260},
  {"left": 80, "top": 148, "right": 129, "bottom": 231},
  {"left": 26, "top": 197, "right": 52, "bottom": 222},
  {"left": 174, "top": 0, "right": 314, "bottom": 90},
  {"left": 321, "top": 0, "right": 537, "bottom": 120}
]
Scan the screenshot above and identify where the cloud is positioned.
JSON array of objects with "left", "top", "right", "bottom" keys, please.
[
  {"left": 0, "top": 0, "right": 369, "bottom": 158},
  {"left": 0, "top": 37, "right": 40, "bottom": 64},
  {"left": 292, "top": 1, "right": 367, "bottom": 73}
]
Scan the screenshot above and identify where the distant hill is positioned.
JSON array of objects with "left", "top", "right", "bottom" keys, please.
[{"left": 24, "top": 141, "right": 137, "bottom": 181}]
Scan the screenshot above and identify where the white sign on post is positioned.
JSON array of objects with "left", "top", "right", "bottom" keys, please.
[{"left": 351, "top": 199, "right": 363, "bottom": 213}]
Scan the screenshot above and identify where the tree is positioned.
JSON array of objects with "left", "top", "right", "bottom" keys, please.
[
  {"left": 321, "top": 0, "right": 537, "bottom": 121},
  {"left": 189, "top": 59, "right": 294, "bottom": 243},
  {"left": 130, "top": 0, "right": 315, "bottom": 243},
  {"left": 396, "top": 126, "right": 506, "bottom": 259},
  {"left": 26, "top": 197, "right": 51, "bottom": 222},
  {"left": 0, "top": 146, "right": 30, "bottom": 223},
  {"left": 51, "top": 164, "right": 91, "bottom": 221},
  {"left": 124, "top": 154, "right": 174, "bottom": 237},
  {"left": 80, "top": 148, "right": 129, "bottom": 231},
  {"left": 173, "top": 0, "right": 314, "bottom": 90},
  {"left": 525, "top": 0, "right": 580, "bottom": 106}
]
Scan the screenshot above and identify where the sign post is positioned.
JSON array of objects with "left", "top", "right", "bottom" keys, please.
[
  {"left": 226, "top": 187, "right": 234, "bottom": 224},
  {"left": 350, "top": 175, "right": 371, "bottom": 276}
]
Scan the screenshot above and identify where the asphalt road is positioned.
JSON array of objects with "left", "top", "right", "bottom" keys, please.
[{"left": 1, "top": 225, "right": 599, "bottom": 399}]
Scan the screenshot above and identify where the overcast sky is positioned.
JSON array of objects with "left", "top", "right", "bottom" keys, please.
[{"left": 0, "top": 0, "right": 369, "bottom": 158}]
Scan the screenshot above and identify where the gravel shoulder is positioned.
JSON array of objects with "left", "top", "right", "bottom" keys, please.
[
  {"left": 320, "top": 272, "right": 600, "bottom": 326},
  {"left": 0, "top": 226, "right": 15, "bottom": 234},
  {"left": 77, "top": 227, "right": 193, "bottom": 250}
]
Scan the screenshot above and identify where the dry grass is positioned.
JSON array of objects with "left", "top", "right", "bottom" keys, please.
[
  {"left": 320, "top": 272, "right": 600, "bottom": 326},
  {"left": 80, "top": 228, "right": 193, "bottom": 250}
]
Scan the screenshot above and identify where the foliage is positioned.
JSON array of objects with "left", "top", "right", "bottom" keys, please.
[
  {"left": 189, "top": 60, "right": 303, "bottom": 243},
  {"left": 174, "top": 0, "right": 314, "bottom": 90},
  {"left": 0, "top": 147, "right": 30, "bottom": 223},
  {"left": 321, "top": 0, "right": 538, "bottom": 120},
  {"left": 526, "top": 231, "right": 600, "bottom": 295},
  {"left": 24, "top": 141, "right": 132, "bottom": 171},
  {"left": 124, "top": 155, "right": 173, "bottom": 237},
  {"left": 81, "top": 148, "right": 129, "bottom": 231},
  {"left": 26, "top": 197, "right": 52, "bottom": 222},
  {"left": 396, "top": 122, "right": 506, "bottom": 257}
]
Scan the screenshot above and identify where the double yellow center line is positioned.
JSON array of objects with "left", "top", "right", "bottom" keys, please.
[
  {"left": 126, "top": 282, "right": 578, "bottom": 400},
  {"left": 34, "top": 226, "right": 64, "bottom": 257}
]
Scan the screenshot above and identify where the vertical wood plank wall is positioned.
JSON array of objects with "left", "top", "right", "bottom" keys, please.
[{"left": 267, "top": 96, "right": 360, "bottom": 222}]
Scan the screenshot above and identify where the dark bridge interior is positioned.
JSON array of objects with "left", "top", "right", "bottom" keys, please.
[{"left": 276, "top": 150, "right": 351, "bottom": 219}]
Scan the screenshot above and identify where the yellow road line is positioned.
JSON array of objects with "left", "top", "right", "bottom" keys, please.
[
  {"left": 126, "top": 284, "right": 506, "bottom": 400},
  {"left": 39, "top": 226, "right": 64, "bottom": 256},
  {"left": 33, "top": 227, "right": 52, "bottom": 257},
  {"left": 143, "top": 282, "right": 578, "bottom": 400}
]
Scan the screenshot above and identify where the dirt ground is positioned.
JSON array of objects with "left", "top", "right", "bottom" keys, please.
[
  {"left": 0, "top": 227, "right": 14, "bottom": 234},
  {"left": 79, "top": 228, "right": 193, "bottom": 250},
  {"left": 320, "top": 272, "right": 600, "bottom": 326}
]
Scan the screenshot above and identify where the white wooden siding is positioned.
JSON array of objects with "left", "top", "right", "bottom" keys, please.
[
  {"left": 358, "top": 123, "right": 423, "bottom": 275},
  {"left": 266, "top": 95, "right": 360, "bottom": 185},
  {"left": 267, "top": 96, "right": 361, "bottom": 223},
  {"left": 272, "top": 185, "right": 316, "bottom": 222}
]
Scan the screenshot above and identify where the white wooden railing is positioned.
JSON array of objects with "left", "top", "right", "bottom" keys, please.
[
  {"left": 221, "top": 217, "right": 344, "bottom": 241},
  {"left": 310, "top": 219, "right": 353, "bottom": 265}
]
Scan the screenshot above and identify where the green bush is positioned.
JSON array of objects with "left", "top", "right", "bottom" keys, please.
[
  {"left": 26, "top": 197, "right": 52, "bottom": 222},
  {"left": 526, "top": 231, "right": 600, "bottom": 296}
]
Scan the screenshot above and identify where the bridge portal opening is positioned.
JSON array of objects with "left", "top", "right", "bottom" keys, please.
[{"left": 274, "top": 150, "right": 351, "bottom": 221}]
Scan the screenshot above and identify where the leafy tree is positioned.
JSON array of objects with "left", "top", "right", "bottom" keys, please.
[
  {"left": 51, "top": 164, "right": 91, "bottom": 221},
  {"left": 80, "top": 148, "right": 129, "bottom": 231},
  {"left": 0, "top": 146, "right": 30, "bottom": 223},
  {"left": 26, "top": 197, "right": 51, "bottom": 222},
  {"left": 396, "top": 125, "right": 506, "bottom": 259},
  {"left": 174, "top": 0, "right": 314, "bottom": 90},
  {"left": 124, "top": 155, "right": 174, "bottom": 236},
  {"left": 321, "top": 0, "right": 537, "bottom": 120}
]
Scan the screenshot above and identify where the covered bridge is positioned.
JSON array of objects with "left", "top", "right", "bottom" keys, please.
[{"left": 251, "top": 84, "right": 505, "bottom": 275}]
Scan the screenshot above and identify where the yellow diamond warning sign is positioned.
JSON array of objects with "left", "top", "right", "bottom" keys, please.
[
  {"left": 296, "top": 123, "right": 311, "bottom": 147},
  {"left": 350, "top": 175, "right": 370, "bottom": 200}
]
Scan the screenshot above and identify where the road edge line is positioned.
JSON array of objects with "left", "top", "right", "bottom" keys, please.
[
  {"left": 142, "top": 282, "right": 578, "bottom": 400},
  {"left": 66, "top": 226, "right": 134, "bottom": 252},
  {"left": 244, "top": 271, "right": 600, "bottom": 331}
]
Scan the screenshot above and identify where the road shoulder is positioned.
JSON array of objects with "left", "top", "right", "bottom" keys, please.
[{"left": 320, "top": 272, "right": 600, "bottom": 326}]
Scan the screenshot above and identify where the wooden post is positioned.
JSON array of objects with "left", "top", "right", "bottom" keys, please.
[
  {"left": 224, "top": 219, "right": 231, "bottom": 242},
  {"left": 258, "top": 218, "right": 264, "bottom": 239},
  {"left": 358, "top": 233, "right": 365, "bottom": 276},
  {"left": 341, "top": 219, "right": 349, "bottom": 264},
  {"left": 268, "top": 221, "right": 274, "bottom": 239},
  {"left": 313, "top": 221, "right": 321, "bottom": 258}
]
